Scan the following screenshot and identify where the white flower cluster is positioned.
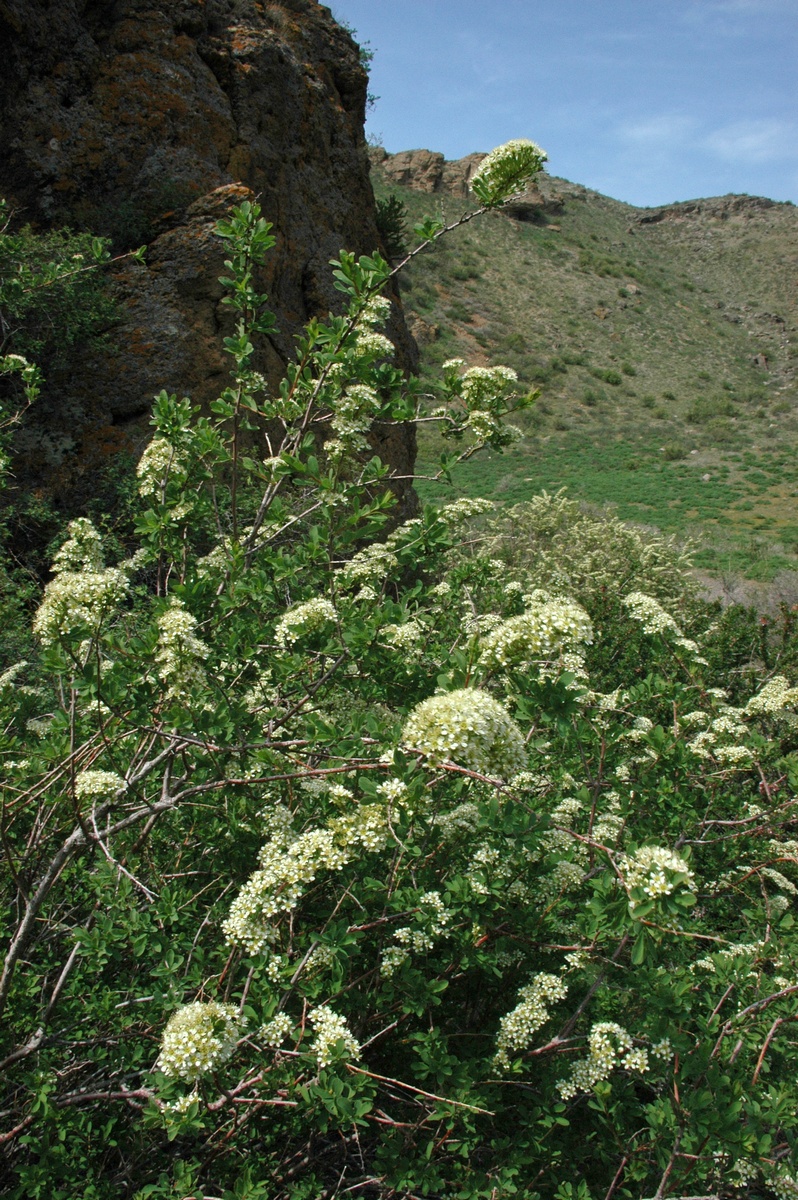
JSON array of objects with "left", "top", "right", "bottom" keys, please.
[
  {"left": 713, "top": 743, "right": 754, "bottom": 765},
  {"left": 381, "top": 891, "right": 452, "bottom": 977},
  {"left": 681, "top": 709, "right": 709, "bottom": 727},
  {"left": 558, "top": 1022, "right": 647, "bottom": 1099},
  {"left": 745, "top": 675, "right": 798, "bottom": 716},
  {"left": 465, "top": 838, "right": 534, "bottom": 898},
  {"left": 354, "top": 330, "right": 394, "bottom": 359},
  {"left": 51, "top": 518, "right": 103, "bottom": 572},
  {"left": 470, "top": 138, "right": 548, "bottom": 206},
  {"left": 195, "top": 540, "right": 232, "bottom": 579},
  {"left": 538, "top": 797, "right": 589, "bottom": 895},
  {"left": 463, "top": 612, "right": 503, "bottom": 637},
  {"left": 0, "top": 661, "right": 27, "bottom": 691},
  {"left": 623, "top": 592, "right": 680, "bottom": 636},
  {"left": 33, "top": 520, "right": 128, "bottom": 646},
  {"left": 381, "top": 620, "right": 425, "bottom": 654},
  {"left": 259, "top": 1012, "right": 294, "bottom": 1048},
  {"left": 402, "top": 687, "right": 527, "bottom": 779},
  {"left": 687, "top": 702, "right": 750, "bottom": 764},
  {"left": 224, "top": 804, "right": 388, "bottom": 953},
  {"left": 434, "top": 800, "right": 482, "bottom": 840},
  {"left": 157, "top": 1001, "right": 241, "bottom": 1082},
  {"left": 769, "top": 1168, "right": 798, "bottom": 1200},
  {"left": 359, "top": 295, "right": 391, "bottom": 327},
  {"left": 761, "top": 867, "right": 798, "bottom": 896},
  {"left": 163, "top": 1091, "right": 199, "bottom": 1115},
  {"left": 339, "top": 541, "right": 399, "bottom": 588},
  {"left": 74, "top": 769, "right": 126, "bottom": 800},
  {"left": 376, "top": 777, "right": 408, "bottom": 803},
  {"left": 439, "top": 497, "right": 495, "bottom": 527},
  {"left": 460, "top": 365, "right": 517, "bottom": 406},
  {"left": 592, "top": 792, "right": 624, "bottom": 847},
  {"left": 309, "top": 1005, "right": 360, "bottom": 1067},
  {"left": 479, "top": 597, "right": 593, "bottom": 670},
  {"left": 619, "top": 846, "right": 695, "bottom": 910},
  {"left": 324, "top": 383, "right": 380, "bottom": 463},
  {"left": 494, "top": 973, "right": 568, "bottom": 1069},
  {"left": 650, "top": 1037, "right": 673, "bottom": 1060},
  {"left": 692, "top": 940, "right": 765, "bottom": 974},
  {"left": 155, "top": 598, "right": 208, "bottom": 700},
  {"left": 136, "top": 436, "right": 188, "bottom": 499},
  {"left": 274, "top": 598, "right": 337, "bottom": 648}
]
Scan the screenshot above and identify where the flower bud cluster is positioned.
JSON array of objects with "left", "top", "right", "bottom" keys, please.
[
  {"left": 33, "top": 520, "right": 128, "bottom": 646},
  {"left": 494, "top": 973, "right": 568, "bottom": 1069},
  {"left": 75, "top": 769, "right": 126, "bottom": 800},
  {"left": 155, "top": 598, "right": 209, "bottom": 700},
  {"left": 224, "top": 804, "right": 388, "bottom": 953},
  {"left": 768, "top": 1168, "right": 798, "bottom": 1200},
  {"left": 558, "top": 1022, "right": 647, "bottom": 1099},
  {"left": 324, "top": 383, "right": 380, "bottom": 463},
  {"left": 745, "top": 675, "right": 798, "bottom": 716},
  {"left": 402, "top": 687, "right": 527, "bottom": 779},
  {"left": 274, "top": 598, "right": 337, "bottom": 648},
  {"left": 381, "top": 891, "right": 452, "bottom": 977},
  {"left": 470, "top": 139, "right": 548, "bottom": 206},
  {"left": 381, "top": 620, "right": 425, "bottom": 654},
  {"left": 619, "top": 845, "right": 695, "bottom": 909},
  {"left": 136, "top": 436, "right": 188, "bottom": 499},
  {"left": 309, "top": 1005, "right": 360, "bottom": 1067},
  {"left": 157, "top": 1001, "right": 241, "bottom": 1082},
  {"left": 623, "top": 592, "right": 681, "bottom": 636},
  {"left": 479, "top": 597, "right": 593, "bottom": 670},
  {"left": 259, "top": 1012, "right": 294, "bottom": 1048},
  {"left": 439, "top": 497, "right": 495, "bottom": 527},
  {"left": 339, "top": 541, "right": 399, "bottom": 588}
]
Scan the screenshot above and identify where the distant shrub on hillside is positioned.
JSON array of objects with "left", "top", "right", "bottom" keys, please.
[{"left": 375, "top": 193, "right": 408, "bottom": 260}]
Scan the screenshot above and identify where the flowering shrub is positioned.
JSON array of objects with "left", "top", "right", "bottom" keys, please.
[{"left": 3, "top": 147, "right": 798, "bottom": 1200}]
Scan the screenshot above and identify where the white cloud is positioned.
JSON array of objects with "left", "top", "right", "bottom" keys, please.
[
  {"left": 704, "top": 0, "right": 791, "bottom": 11},
  {"left": 704, "top": 119, "right": 798, "bottom": 163},
  {"left": 616, "top": 115, "right": 696, "bottom": 148}
]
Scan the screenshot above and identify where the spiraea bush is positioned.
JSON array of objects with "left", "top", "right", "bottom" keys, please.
[{"left": 3, "top": 144, "right": 798, "bottom": 1200}]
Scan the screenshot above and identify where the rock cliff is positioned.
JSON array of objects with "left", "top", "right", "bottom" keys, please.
[
  {"left": 370, "top": 146, "right": 564, "bottom": 220},
  {"left": 0, "top": 0, "right": 417, "bottom": 510}
]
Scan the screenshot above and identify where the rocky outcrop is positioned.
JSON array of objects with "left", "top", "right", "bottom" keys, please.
[
  {"left": 637, "top": 194, "right": 782, "bottom": 225},
  {"left": 0, "top": 0, "right": 417, "bottom": 511},
  {"left": 370, "top": 146, "right": 564, "bottom": 219}
]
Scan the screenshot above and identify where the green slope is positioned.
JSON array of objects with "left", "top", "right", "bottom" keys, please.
[{"left": 372, "top": 160, "right": 798, "bottom": 578}]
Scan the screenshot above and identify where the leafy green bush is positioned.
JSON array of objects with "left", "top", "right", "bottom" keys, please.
[
  {"left": 685, "top": 395, "right": 738, "bottom": 424},
  {"left": 662, "top": 442, "right": 688, "bottom": 461},
  {"left": 375, "top": 193, "right": 408, "bottom": 260},
  {"left": 3, "top": 151, "right": 798, "bottom": 1200}
]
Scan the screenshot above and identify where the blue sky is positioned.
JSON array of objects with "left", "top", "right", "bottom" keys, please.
[{"left": 330, "top": 0, "right": 798, "bottom": 208}]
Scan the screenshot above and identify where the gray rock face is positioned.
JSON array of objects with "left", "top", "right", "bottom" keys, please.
[{"left": 0, "top": 0, "right": 417, "bottom": 510}]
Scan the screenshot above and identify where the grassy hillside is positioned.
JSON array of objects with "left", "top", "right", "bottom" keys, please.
[{"left": 372, "top": 160, "right": 798, "bottom": 579}]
